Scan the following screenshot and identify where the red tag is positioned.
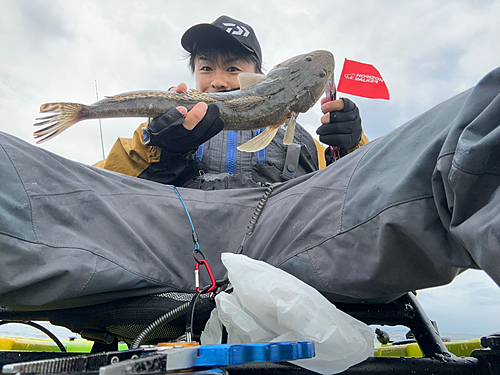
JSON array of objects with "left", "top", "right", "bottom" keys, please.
[{"left": 337, "top": 59, "right": 390, "bottom": 100}]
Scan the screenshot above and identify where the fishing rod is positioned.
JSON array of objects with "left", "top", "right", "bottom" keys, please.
[{"left": 95, "top": 80, "right": 106, "bottom": 160}]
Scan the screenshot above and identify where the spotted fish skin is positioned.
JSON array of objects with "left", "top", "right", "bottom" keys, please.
[{"left": 34, "top": 50, "right": 334, "bottom": 151}]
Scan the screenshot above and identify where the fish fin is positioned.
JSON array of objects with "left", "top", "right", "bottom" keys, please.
[
  {"left": 237, "top": 73, "right": 265, "bottom": 89},
  {"left": 105, "top": 90, "right": 216, "bottom": 104},
  {"left": 33, "top": 103, "right": 87, "bottom": 144},
  {"left": 224, "top": 96, "right": 267, "bottom": 111},
  {"left": 237, "top": 125, "right": 280, "bottom": 152},
  {"left": 282, "top": 112, "right": 297, "bottom": 145}
]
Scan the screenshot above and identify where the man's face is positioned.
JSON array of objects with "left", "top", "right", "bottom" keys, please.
[{"left": 194, "top": 55, "right": 258, "bottom": 93}]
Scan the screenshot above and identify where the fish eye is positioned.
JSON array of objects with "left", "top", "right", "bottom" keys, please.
[
  {"left": 306, "top": 56, "right": 313, "bottom": 62},
  {"left": 319, "top": 70, "right": 326, "bottom": 78}
]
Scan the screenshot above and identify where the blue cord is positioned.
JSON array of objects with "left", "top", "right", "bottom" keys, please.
[{"left": 173, "top": 186, "right": 200, "bottom": 252}]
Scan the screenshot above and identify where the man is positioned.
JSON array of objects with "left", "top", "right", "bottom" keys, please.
[
  {"left": 94, "top": 16, "right": 368, "bottom": 189},
  {"left": 0, "top": 20, "right": 498, "bottom": 313}
]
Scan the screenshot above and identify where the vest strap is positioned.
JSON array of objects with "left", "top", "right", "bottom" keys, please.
[{"left": 281, "top": 143, "right": 302, "bottom": 180}]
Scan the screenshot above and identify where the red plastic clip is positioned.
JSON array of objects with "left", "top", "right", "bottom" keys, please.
[
  {"left": 329, "top": 146, "right": 341, "bottom": 161},
  {"left": 194, "top": 259, "right": 216, "bottom": 293}
]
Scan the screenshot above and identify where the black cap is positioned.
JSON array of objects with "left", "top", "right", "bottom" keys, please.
[{"left": 181, "top": 15, "right": 262, "bottom": 63}]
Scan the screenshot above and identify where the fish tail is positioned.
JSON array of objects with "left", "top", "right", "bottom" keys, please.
[
  {"left": 237, "top": 125, "right": 280, "bottom": 152},
  {"left": 33, "top": 102, "right": 87, "bottom": 144}
]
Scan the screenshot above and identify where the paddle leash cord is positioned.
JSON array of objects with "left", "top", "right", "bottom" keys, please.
[
  {"left": 172, "top": 186, "right": 201, "bottom": 254},
  {"left": 131, "top": 184, "right": 275, "bottom": 347},
  {"left": 236, "top": 183, "right": 274, "bottom": 254}
]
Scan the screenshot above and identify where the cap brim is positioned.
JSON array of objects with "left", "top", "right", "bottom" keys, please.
[{"left": 181, "top": 23, "right": 256, "bottom": 56}]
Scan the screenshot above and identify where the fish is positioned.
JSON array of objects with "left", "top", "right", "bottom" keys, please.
[{"left": 34, "top": 50, "right": 334, "bottom": 152}]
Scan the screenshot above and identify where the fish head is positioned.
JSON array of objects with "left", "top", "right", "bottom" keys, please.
[{"left": 270, "top": 50, "right": 334, "bottom": 113}]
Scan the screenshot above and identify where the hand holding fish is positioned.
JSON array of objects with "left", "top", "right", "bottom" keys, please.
[
  {"left": 316, "top": 97, "right": 362, "bottom": 151},
  {"left": 169, "top": 83, "right": 187, "bottom": 94},
  {"left": 167, "top": 83, "right": 208, "bottom": 130},
  {"left": 143, "top": 102, "right": 224, "bottom": 154}
]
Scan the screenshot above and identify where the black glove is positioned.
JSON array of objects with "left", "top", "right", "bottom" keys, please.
[
  {"left": 316, "top": 98, "right": 362, "bottom": 150},
  {"left": 143, "top": 103, "right": 224, "bottom": 154}
]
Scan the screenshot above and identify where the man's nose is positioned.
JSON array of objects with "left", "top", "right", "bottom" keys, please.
[{"left": 211, "top": 71, "right": 229, "bottom": 90}]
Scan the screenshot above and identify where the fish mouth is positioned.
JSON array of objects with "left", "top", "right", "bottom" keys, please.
[{"left": 218, "top": 88, "right": 240, "bottom": 93}]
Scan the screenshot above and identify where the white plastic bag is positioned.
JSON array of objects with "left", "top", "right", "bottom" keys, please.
[{"left": 201, "top": 253, "right": 374, "bottom": 374}]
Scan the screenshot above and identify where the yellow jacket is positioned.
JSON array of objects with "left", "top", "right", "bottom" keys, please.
[{"left": 94, "top": 122, "right": 368, "bottom": 185}]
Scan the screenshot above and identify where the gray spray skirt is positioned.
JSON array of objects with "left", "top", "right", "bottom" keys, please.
[{"left": 1, "top": 67, "right": 499, "bottom": 311}]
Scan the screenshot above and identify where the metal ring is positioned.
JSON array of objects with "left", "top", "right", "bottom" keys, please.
[{"left": 192, "top": 249, "right": 206, "bottom": 264}]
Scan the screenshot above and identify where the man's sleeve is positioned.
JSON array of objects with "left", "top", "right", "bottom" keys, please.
[
  {"left": 93, "top": 123, "right": 162, "bottom": 177},
  {"left": 94, "top": 123, "right": 199, "bottom": 186},
  {"left": 315, "top": 128, "right": 369, "bottom": 169},
  {"left": 347, "top": 129, "right": 369, "bottom": 153}
]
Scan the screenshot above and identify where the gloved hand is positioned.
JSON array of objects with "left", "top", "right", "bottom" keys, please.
[
  {"left": 316, "top": 98, "right": 362, "bottom": 150},
  {"left": 143, "top": 103, "right": 224, "bottom": 154}
]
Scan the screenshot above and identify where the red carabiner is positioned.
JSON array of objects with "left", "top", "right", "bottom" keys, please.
[{"left": 194, "top": 259, "right": 216, "bottom": 293}]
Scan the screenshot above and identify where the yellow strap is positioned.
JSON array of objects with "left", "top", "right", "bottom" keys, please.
[{"left": 314, "top": 139, "right": 327, "bottom": 169}]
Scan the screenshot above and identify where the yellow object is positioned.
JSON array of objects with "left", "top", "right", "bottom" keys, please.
[
  {"left": 0, "top": 337, "right": 94, "bottom": 353},
  {"left": 313, "top": 139, "right": 327, "bottom": 169},
  {"left": 374, "top": 339, "right": 483, "bottom": 358},
  {"left": 1, "top": 336, "right": 483, "bottom": 359}
]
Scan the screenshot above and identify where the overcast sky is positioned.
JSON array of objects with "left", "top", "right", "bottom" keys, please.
[{"left": 1, "top": 0, "right": 499, "bottom": 336}]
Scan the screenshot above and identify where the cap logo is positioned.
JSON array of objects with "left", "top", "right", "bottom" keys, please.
[{"left": 222, "top": 22, "right": 250, "bottom": 37}]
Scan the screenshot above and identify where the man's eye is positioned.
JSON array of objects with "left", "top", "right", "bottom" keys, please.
[
  {"left": 227, "top": 67, "right": 240, "bottom": 72},
  {"left": 200, "top": 66, "right": 212, "bottom": 72}
]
